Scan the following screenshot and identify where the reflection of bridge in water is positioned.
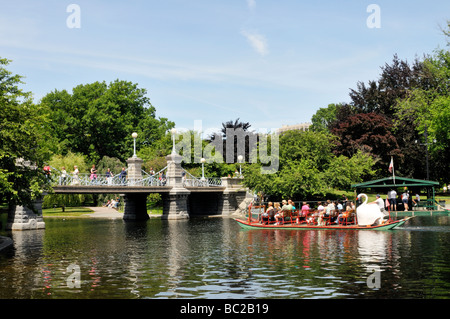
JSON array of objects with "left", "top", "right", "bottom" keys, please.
[{"left": 6, "top": 152, "right": 250, "bottom": 230}]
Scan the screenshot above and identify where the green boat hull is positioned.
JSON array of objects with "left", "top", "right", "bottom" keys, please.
[{"left": 234, "top": 217, "right": 411, "bottom": 231}]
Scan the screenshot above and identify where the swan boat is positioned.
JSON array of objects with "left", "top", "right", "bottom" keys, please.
[
  {"left": 234, "top": 217, "right": 411, "bottom": 230},
  {"left": 235, "top": 194, "right": 413, "bottom": 231}
]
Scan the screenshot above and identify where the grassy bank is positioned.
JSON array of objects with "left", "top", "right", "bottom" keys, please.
[
  {"left": 42, "top": 207, "right": 94, "bottom": 217},
  {"left": 110, "top": 203, "right": 163, "bottom": 216}
]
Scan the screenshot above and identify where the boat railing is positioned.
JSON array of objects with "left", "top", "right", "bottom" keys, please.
[{"left": 247, "top": 205, "right": 266, "bottom": 223}]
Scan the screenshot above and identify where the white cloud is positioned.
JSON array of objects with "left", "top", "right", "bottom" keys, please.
[{"left": 240, "top": 29, "right": 268, "bottom": 56}]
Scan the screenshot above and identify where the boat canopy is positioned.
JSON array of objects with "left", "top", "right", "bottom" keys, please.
[{"left": 352, "top": 176, "right": 440, "bottom": 209}]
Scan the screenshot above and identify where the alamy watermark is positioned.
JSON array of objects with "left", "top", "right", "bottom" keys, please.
[
  {"left": 366, "top": 266, "right": 381, "bottom": 289},
  {"left": 172, "top": 120, "right": 279, "bottom": 174},
  {"left": 66, "top": 263, "right": 81, "bottom": 288},
  {"left": 66, "top": 4, "right": 81, "bottom": 29},
  {"left": 66, "top": 4, "right": 381, "bottom": 30},
  {"left": 366, "top": 4, "right": 381, "bottom": 29}
]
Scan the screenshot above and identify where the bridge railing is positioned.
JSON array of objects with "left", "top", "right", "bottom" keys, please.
[
  {"left": 181, "top": 168, "right": 222, "bottom": 187},
  {"left": 50, "top": 172, "right": 130, "bottom": 186},
  {"left": 48, "top": 166, "right": 221, "bottom": 187},
  {"left": 183, "top": 177, "right": 222, "bottom": 187}
]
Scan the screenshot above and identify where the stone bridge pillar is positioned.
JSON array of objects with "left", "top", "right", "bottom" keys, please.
[
  {"left": 123, "top": 193, "right": 149, "bottom": 221},
  {"left": 162, "top": 153, "right": 190, "bottom": 220},
  {"left": 7, "top": 198, "right": 46, "bottom": 230},
  {"left": 123, "top": 155, "right": 148, "bottom": 221},
  {"left": 218, "top": 177, "right": 249, "bottom": 216},
  {"left": 6, "top": 159, "right": 46, "bottom": 230},
  {"left": 126, "top": 155, "right": 143, "bottom": 186}
]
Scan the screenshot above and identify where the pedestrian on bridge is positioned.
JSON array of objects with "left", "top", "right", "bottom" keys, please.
[
  {"left": 119, "top": 167, "right": 127, "bottom": 185},
  {"left": 72, "top": 165, "right": 80, "bottom": 185},
  {"left": 90, "top": 165, "right": 98, "bottom": 183},
  {"left": 106, "top": 168, "right": 114, "bottom": 185}
]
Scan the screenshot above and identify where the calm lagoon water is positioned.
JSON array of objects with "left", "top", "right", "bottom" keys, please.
[{"left": 0, "top": 215, "right": 449, "bottom": 299}]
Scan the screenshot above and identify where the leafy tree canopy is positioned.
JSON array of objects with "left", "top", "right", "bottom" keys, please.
[
  {"left": 242, "top": 130, "right": 375, "bottom": 200},
  {"left": 0, "top": 58, "right": 53, "bottom": 206},
  {"left": 40, "top": 79, "right": 174, "bottom": 163}
]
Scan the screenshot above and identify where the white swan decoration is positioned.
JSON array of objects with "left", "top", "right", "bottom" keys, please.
[{"left": 356, "top": 194, "right": 385, "bottom": 226}]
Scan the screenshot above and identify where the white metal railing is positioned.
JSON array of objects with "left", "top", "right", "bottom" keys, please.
[
  {"left": 48, "top": 165, "right": 221, "bottom": 187},
  {"left": 48, "top": 166, "right": 168, "bottom": 187},
  {"left": 51, "top": 172, "right": 130, "bottom": 186},
  {"left": 182, "top": 169, "right": 222, "bottom": 187}
]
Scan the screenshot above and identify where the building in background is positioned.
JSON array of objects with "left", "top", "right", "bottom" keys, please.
[{"left": 277, "top": 122, "right": 311, "bottom": 134}]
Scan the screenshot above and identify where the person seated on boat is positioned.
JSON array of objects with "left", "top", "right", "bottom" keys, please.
[
  {"left": 333, "top": 201, "right": 341, "bottom": 223},
  {"left": 262, "top": 202, "right": 274, "bottom": 224},
  {"left": 289, "top": 199, "right": 296, "bottom": 210},
  {"left": 325, "top": 200, "right": 335, "bottom": 219},
  {"left": 338, "top": 205, "right": 352, "bottom": 225},
  {"left": 281, "top": 200, "right": 293, "bottom": 222},
  {"left": 317, "top": 202, "right": 325, "bottom": 226},
  {"left": 274, "top": 202, "right": 283, "bottom": 224},
  {"left": 288, "top": 199, "right": 299, "bottom": 222},
  {"left": 298, "top": 202, "right": 309, "bottom": 223},
  {"left": 261, "top": 212, "right": 268, "bottom": 224},
  {"left": 267, "top": 202, "right": 276, "bottom": 223},
  {"left": 334, "top": 201, "right": 344, "bottom": 224},
  {"left": 337, "top": 202, "right": 343, "bottom": 214}
]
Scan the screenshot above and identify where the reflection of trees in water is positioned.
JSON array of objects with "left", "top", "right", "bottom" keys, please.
[{"left": 2, "top": 216, "right": 448, "bottom": 298}]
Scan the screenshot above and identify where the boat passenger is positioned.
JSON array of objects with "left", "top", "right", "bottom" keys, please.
[
  {"left": 262, "top": 202, "right": 275, "bottom": 224},
  {"left": 288, "top": 199, "right": 299, "bottom": 222},
  {"left": 281, "top": 200, "right": 293, "bottom": 222},
  {"left": 325, "top": 200, "right": 334, "bottom": 217},
  {"left": 301, "top": 202, "right": 309, "bottom": 216},
  {"left": 317, "top": 202, "right": 324, "bottom": 226},
  {"left": 337, "top": 202, "right": 343, "bottom": 214},
  {"left": 338, "top": 205, "right": 352, "bottom": 225},
  {"left": 274, "top": 202, "right": 283, "bottom": 224},
  {"left": 268, "top": 202, "right": 276, "bottom": 223},
  {"left": 289, "top": 200, "right": 296, "bottom": 210},
  {"left": 299, "top": 202, "right": 309, "bottom": 223},
  {"left": 325, "top": 200, "right": 335, "bottom": 223}
]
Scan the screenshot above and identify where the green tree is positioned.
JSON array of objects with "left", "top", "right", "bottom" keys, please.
[
  {"left": 394, "top": 49, "right": 450, "bottom": 182},
  {"left": 48, "top": 151, "right": 89, "bottom": 175},
  {"left": 44, "top": 151, "right": 92, "bottom": 210},
  {"left": 310, "top": 103, "right": 338, "bottom": 132},
  {"left": 96, "top": 156, "right": 125, "bottom": 176},
  {"left": 324, "top": 151, "right": 375, "bottom": 191},
  {"left": 0, "top": 58, "right": 52, "bottom": 207},
  {"left": 40, "top": 79, "right": 174, "bottom": 163},
  {"left": 242, "top": 130, "right": 374, "bottom": 200}
]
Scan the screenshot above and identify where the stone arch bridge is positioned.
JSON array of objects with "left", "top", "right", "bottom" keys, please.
[{"left": 6, "top": 153, "right": 250, "bottom": 230}]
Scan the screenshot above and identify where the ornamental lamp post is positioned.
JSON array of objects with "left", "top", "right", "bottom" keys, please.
[
  {"left": 132, "top": 132, "right": 138, "bottom": 157},
  {"left": 201, "top": 157, "right": 206, "bottom": 181},
  {"left": 171, "top": 128, "right": 177, "bottom": 154},
  {"left": 237, "top": 155, "right": 244, "bottom": 177}
]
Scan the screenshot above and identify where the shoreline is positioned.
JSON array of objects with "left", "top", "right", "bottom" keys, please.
[{"left": 43, "top": 206, "right": 163, "bottom": 219}]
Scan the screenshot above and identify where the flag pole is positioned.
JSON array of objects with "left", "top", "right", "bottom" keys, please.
[
  {"left": 392, "top": 156, "right": 395, "bottom": 185},
  {"left": 389, "top": 156, "right": 395, "bottom": 185}
]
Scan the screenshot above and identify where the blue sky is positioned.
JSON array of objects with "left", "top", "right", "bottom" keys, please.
[{"left": 1, "top": 1, "right": 448, "bottom": 134}]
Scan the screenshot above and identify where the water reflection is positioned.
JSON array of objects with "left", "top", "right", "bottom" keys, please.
[
  {"left": 5, "top": 230, "right": 45, "bottom": 298},
  {"left": 0, "top": 216, "right": 448, "bottom": 299}
]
